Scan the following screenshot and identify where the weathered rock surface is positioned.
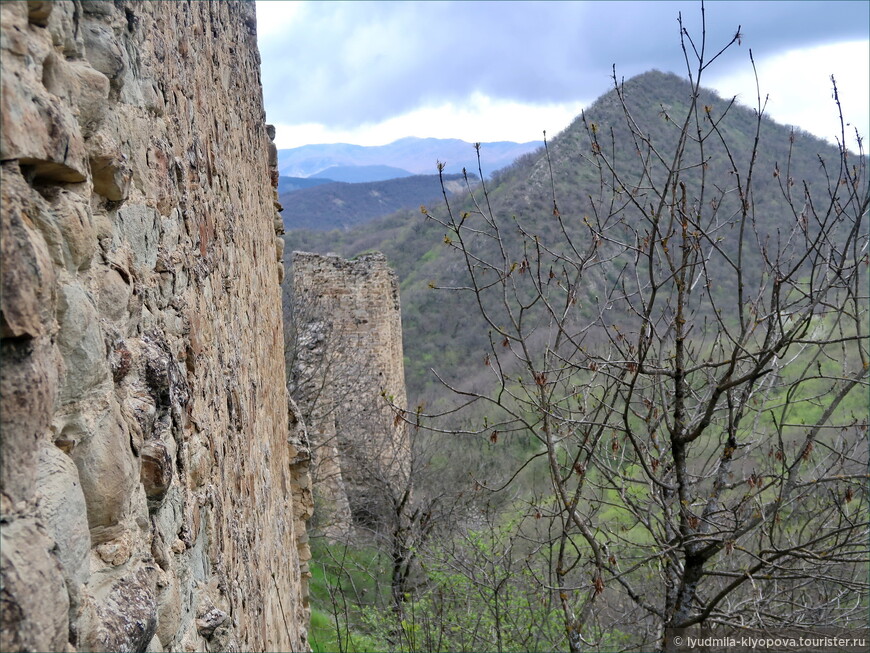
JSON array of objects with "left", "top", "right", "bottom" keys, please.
[
  {"left": 1, "top": 1, "right": 311, "bottom": 650},
  {"left": 291, "top": 252, "right": 411, "bottom": 539},
  {"left": 0, "top": 515, "right": 70, "bottom": 653},
  {"left": 34, "top": 444, "right": 91, "bottom": 605}
]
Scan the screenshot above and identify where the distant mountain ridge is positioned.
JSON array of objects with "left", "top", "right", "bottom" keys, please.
[
  {"left": 310, "top": 164, "right": 414, "bottom": 183},
  {"left": 280, "top": 172, "right": 474, "bottom": 231},
  {"left": 277, "top": 176, "right": 334, "bottom": 194},
  {"left": 277, "top": 136, "right": 541, "bottom": 179},
  {"left": 284, "top": 70, "right": 856, "bottom": 403}
]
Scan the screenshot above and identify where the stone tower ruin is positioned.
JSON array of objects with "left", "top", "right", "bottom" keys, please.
[{"left": 290, "top": 252, "right": 411, "bottom": 539}]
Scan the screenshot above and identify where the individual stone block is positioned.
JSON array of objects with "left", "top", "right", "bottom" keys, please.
[
  {"left": 0, "top": 167, "right": 57, "bottom": 338},
  {"left": 87, "top": 132, "right": 132, "bottom": 201},
  {"left": 155, "top": 571, "right": 182, "bottom": 647},
  {"left": 116, "top": 205, "right": 160, "bottom": 273},
  {"left": 68, "top": 61, "right": 112, "bottom": 137},
  {"left": 43, "top": 187, "right": 99, "bottom": 271},
  {"left": 97, "top": 268, "right": 133, "bottom": 323},
  {"left": 41, "top": 53, "right": 111, "bottom": 139},
  {"left": 94, "top": 530, "right": 134, "bottom": 566},
  {"left": 61, "top": 395, "right": 137, "bottom": 542},
  {"left": 56, "top": 284, "right": 110, "bottom": 402},
  {"left": 81, "top": 19, "right": 126, "bottom": 89},
  {"left": 0, "top": 1, "right": 27, "bottom": 31},
  {"left": 141, "top": 439, "right": 172, "bottom": 504},
  {"left": 0, "top": 337, "right": 59, "bottom": 504},
  {"left": 196, "top": 606, "right": 228, "bottom": 639},
  {"left": 80, "top": 0, "right": 114, "bottom": 16},
  {"left": 0, "top": 37, "right": 88, "bottom": 182},
  {"left": 0, "top": 517, "right": 70, "bottom": 653},
  {"left": 91, "top": 152, "right": 132, "bottom": 201},
  {"left": 35, "top": 445, "right": 92, "bottom": 608},
  {"left": 78, "top": 564, "right": 158, "bottom": 653},
  {"left": 46, "top": 1, "right": 84, "bottom": 58},
  {"left": 27, "top": 0, "right": 52, "bottom": 26}
]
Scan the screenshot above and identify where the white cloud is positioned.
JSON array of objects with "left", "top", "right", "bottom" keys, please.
[
  {"left": 255, "top": 0, "right": 304, "bottom": 38},
  {"left": 271, "top": 38, "right": 870, "bottom": 150},
  {"left": 709, "top": 41, "right": 869, "bottom": 148},
  {"left": 272, "top": 93, "right": 588, "bottom": 149},
  {"left": 256, "top": 2, "right": 869, "bottom": 149}
]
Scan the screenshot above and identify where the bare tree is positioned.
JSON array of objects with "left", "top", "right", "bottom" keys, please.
[
  {"left": 284, "top": 253, "right": 445, "bottom": 623},
  {"left": 419, "top": 7, "right": 869, "bottom": 651},
  {"left": 285, "top": 279, "right": 357, "bottom": 538}
]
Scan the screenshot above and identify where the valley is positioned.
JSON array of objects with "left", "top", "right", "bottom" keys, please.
[
  {"left": 2, "top": 2, "right": 865, "bottom": 651},
  {"left": 279, "top": 172, "right": 475, "bottom": 231},
  {"left": 282, "top": 69, "right": 869, "bottom": 652}
]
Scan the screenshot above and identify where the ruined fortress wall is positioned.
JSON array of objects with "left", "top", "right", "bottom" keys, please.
[
  {"left": 288, "top": 316, "right": 354, "bottom": 539},
  {"left": 0, "top": 2, "right": 311, "bottom": 651},
  {"left": 291, "top": 252, "right": 410, "bottom": 533}
]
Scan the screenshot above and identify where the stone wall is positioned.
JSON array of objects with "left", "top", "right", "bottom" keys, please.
[
  {"left": 287, "top": 317, "right": 354, "bottom": 540},
  {"left": 290, "top": 252, "right": 410, "bottom": 538},
  {"left": 0, "top": 2, "right": 311, "bottom": 651}
]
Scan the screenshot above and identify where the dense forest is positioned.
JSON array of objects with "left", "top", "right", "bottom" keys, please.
[{"left": 283, "top": 55, "right": 868, "bottom": 653}]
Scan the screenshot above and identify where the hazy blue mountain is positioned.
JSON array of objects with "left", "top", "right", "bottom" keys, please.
[
  {"left": 310, "top": 165, "right": 414, "bottom": 183},
  {"left": 277, "top": 136, "right": 541, "bottom": 179}
]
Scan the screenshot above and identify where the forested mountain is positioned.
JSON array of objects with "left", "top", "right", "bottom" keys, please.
[
  {"left": 285, "top": 69, "right": 859, "bottom": 405},
  {"left": 280, "top": 172, "right": 474, "bottom": 231}
]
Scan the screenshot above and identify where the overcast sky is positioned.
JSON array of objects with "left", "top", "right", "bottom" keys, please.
[{"left": 256, "top": 1, "right": 869, "bottom": 150}]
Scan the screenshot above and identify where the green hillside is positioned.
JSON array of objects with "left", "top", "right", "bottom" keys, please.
[
  {"left": 286, "top": 66, "right": 867, "bottom": 651},
  {"left": 285, "top": 69, "right": 862, "bottom": 408}
]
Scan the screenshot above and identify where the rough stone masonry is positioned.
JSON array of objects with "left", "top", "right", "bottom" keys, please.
[
  {"left": 0, "top": 2, "right": 312, "bottom": 651},
  {"left": 290, "top": 252, "right": 411, "bottom": 540}
]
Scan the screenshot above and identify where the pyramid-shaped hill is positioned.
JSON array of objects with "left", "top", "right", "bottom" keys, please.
[
  {"left": 285, "top": 70, "right": 864, "bottom": 405},
  {"left": 487, "top": 70, "right": 847, "bottom": 232}
]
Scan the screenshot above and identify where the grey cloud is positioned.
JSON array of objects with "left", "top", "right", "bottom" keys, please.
[{"left": 258, "top": 1, "right": 869, "bottom": 128}]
